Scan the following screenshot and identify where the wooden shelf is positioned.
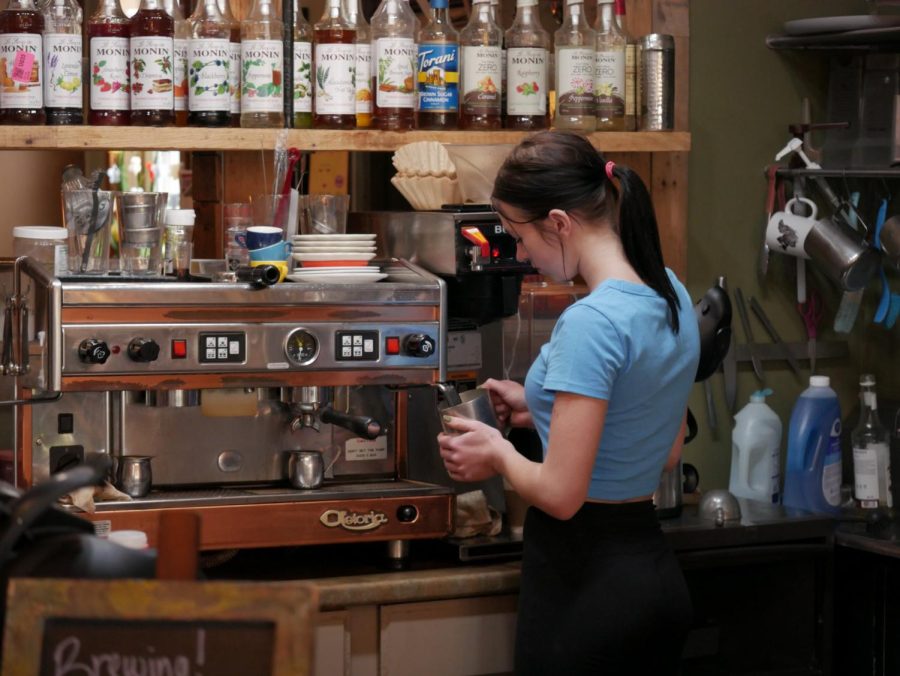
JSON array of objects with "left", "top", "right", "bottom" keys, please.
[{"left": 0, "top": 126, "right": 691, "bottom": 153}]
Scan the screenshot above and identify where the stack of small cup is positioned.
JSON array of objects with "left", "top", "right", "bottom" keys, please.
[
  {"left": 390, "top": 141, "right": 461, "bottom": 210},
  {"left": 246, "top": 226, "right": 290, "bottom": 283},
  {"left": 164, "top": 209, "right": 195, "bottom": 280}
]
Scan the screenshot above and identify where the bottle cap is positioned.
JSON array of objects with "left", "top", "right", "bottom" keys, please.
[
  {"left": 860, "top": 373, "right": 876, "bottom": 387},
  {"left": 750, "top": 388, "right": 773, "bottom": 403},
  {"left": 13, "top": 226, "right": 68, "bottom": 240},
  {"left": 165, "top": 209, "right": 196, "bottom": 226},
  {"left": 810, "top": 375, "right": 830, "bottom": 388}
]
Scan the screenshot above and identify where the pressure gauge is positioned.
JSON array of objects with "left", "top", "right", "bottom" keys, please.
[{"left": 284, "top": 329, "right": 318, "bottom": 365}]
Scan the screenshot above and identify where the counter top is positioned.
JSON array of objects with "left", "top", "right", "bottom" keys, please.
[
  {"left": 835, "top": 520, "right": 900, "bottom": 560},
  {"left": 204, "top": 499, "right": 837, "bottom": 610}
]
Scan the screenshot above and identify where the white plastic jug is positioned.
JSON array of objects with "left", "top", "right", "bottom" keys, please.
[{"left": 730, "top": 389, "right": 783, "bottom": 504}]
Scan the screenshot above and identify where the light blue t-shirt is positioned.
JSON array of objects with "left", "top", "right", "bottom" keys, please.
[{"left": 524, "top": 269, "right": 700, "bottom": 501}]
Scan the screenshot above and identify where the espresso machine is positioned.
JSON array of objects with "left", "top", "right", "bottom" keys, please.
[{"left": 0, "top": 256, "right": 453, "bottom": 554}]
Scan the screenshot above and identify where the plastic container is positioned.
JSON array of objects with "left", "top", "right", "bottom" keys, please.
[
  {"left": 12, "top": 226, "right": 68, "bottom": 274},
  {"left": 107, "top": 529, "right": 149, "bottom": 549},
  {"left": 783, "top": 376, "right": 843, "bottom": 515},
  {"left": 729, "top": 389, "right": 782, "bottom": 504}
]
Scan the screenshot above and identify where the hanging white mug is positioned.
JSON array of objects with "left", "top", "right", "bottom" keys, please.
[{"left": 766, "top": 197, "right": 817, "bottom": 259}]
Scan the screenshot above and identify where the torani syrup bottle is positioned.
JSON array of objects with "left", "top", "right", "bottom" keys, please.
[
  {"left": 593, "top": 0, "right": 624, "bottom": 130},
  {"left": 312, "top": 0, "right": 355, "bottom": 129},
  {"left": 87, "top": 0, "right": 130, "bottom": 125},
  {"left": 459, "top": 0, "right": 501, "bottom": 130},
  {"left": 0, "top": 0, "right": 46, "bottom": 125},
  {"left": 240, "top": 0, "right": 284, "bottom": 128},
  {"left": 187, "top": 0, "right": 231, "bottom": 126},
  {"left": 416, "top": 0, "right": 458, "bottom": 130},
  {"left": 163, "top": 0, "right": 189, "bottom": 125},
  {"left": 343, "top": 0, "right": 370, "bottom": 128},
  {"left": 42, "top": 0, "right": 82, "bottom": 124},
  {"left": 130, "top": 0, "right": 175, "bottom": 126},
  {"left": 554, "top": 0, "right": 595, "bottom": 131},
  {"left": 505, "top": 0, "right": 548, "bottom": 130},
  {"left": 218, "top": 0, "right": 241, "bottom": 126},
  {"left": 291, "top": 0, "right": 312, "bottom": 128},
  {"left": 371, "top": 0, "right": 417, "bottom": 130}
]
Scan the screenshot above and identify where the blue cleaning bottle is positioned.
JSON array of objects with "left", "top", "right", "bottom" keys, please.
[{"left": 783, "top": 376, "right": 843, "bottom": 515}]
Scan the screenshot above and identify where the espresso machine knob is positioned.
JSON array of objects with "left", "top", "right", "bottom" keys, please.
[
  {"left": 78, "top": 338, "right": 110, "bottom": 364},
  {"left": 404, "top": 334, "right": 436, "bottom": 358},
  {"left": 127, "top": 338, "right": 160, "bottom": 363}
]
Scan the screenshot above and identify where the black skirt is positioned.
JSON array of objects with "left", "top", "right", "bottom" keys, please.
[{"left": 515, "top": 501, "right": 691, "bottom": 675}]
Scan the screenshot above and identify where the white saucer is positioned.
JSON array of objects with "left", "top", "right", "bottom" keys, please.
[
  {"left": 287, "top": 271, "right": 388, "bottom": 284},
  {"left": 293, "top": 252, "right": 377, "bottom": 263},
  {"left": 288, "top": 265, "right": 380, "bottom": 273},
  {"left": 292, "top": 234, "right": 376, "bottom": 241}
]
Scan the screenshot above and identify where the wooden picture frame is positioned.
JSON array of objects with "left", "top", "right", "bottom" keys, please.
[{"left": 1, "top": 578, "right": 317, "bottom": 676}]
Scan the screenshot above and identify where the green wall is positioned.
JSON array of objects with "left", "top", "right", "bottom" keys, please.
[{"left": 683, "top": 0, "right": 893, "bottom": 490}]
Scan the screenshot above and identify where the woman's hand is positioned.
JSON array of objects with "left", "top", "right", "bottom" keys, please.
[
  {"left": 481, "top": 378, "right": 533, "bottom": 429},
  {"left": 438, "top": 416, "right": 509, "bottom": 483}
]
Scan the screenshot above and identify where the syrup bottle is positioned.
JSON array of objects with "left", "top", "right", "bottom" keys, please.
[
  {"left": 505, "top": 0, "right": 548, "bottom": 130},
  {"left": 87, "top": 0, "right": 130, "bottom": 125},
  {"left": 130, "top": 0, "right": 175, "bottom": 126},
  {"left": 614, "top": 0, "right": 636, "bottom": 130},
  {"left": 0, "top": 0, "right": 46, "bottom": 125},
  {"left": 241, "top": 0, "right": 284, "bottom": 128},
  {"left": 554, "top": 0, "right": 595, "bottom": 131},
  {"left": 162, "top": 0, "right": 189, "bottom": 125},
  {"left": 218, "top": 0, "right": 241, "bottom": 126},
  {"left": 593, "top": 0, "right": 624, "bottom": 130},
  {"left": 312, "top": 0, "right": 355, "bottom": 129},
  {"left": 344, "top": 0, "right": 371, "bottom": 128},
  {"left": 371, "top": 0, "right": 417, "bottom": 131},
  {"left": 42, "top": 0, "right": 82, "bottom": 125},
  {"left": 459, "top": 0, "right": 501, "bottom": 130},
  {"left": 187, "top": 0, "right": 231, "bottom": 126},
  {"left": 292, "top": 0, "right": 312, "bottom": 128},
  {"left": 416, "top": 0, "right": 458, "bottom": 130}
]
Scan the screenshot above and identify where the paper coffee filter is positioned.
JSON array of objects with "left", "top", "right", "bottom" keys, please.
[
  {"left": 443, "top": 144, "right": 516, "bottom": 205},
  {"left": 391, "top": 175, "right": 461, "bottom": 211},
  {"left": 392, "top": 141, "right": 457, "bottom": 177}
]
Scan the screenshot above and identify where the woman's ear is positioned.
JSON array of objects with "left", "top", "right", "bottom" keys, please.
[{"left": 547, "top": 209, "right": 574, "bottom": 238}]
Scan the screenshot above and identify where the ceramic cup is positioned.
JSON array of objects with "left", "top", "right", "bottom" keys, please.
[
  {"left": 248, "top": 240, "right": 291, "bottom": 262},
  {"left": 246, "top": 225, "right": 284, "bottom": 250},
  {"left": 766, "top": 197, "right": 816, "bottom": 259}
]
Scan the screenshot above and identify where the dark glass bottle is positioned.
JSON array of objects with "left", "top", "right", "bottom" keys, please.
[
  {"left": 42, "top": 0, "right": 83, "bottom": 124},
  {"left": 188, "top": 0, "right": 231, "bottom": 126},
  {"left": 87, "top": 0, "right": 130, "bottom": 125},
  {"left": 130, "top": 0, "right": 175, "bottom": 126},
  {"left": 0, "top": 0, "right": 46, "bottom": 125}
]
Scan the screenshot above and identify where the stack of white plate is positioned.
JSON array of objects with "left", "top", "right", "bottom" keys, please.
[{"left": 288, "top": 233, "right": 385, "bottom": 283}]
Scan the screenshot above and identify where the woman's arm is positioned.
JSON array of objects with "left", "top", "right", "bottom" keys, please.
[{"left": 496, "top": 392, "right": 606, "bottom": 520}]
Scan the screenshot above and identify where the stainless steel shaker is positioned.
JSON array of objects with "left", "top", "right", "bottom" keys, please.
[{"left": 640, "top": 33, "right": 675, "bottom": 131}]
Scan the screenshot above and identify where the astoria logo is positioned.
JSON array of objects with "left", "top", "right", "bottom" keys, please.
[{"left": 320, "top": 508, "right": 389, "bottom": 531}]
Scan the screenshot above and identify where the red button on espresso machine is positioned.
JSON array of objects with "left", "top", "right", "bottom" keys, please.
[
  {"left": 171, "top": 339, "right": 187, "bottom": 359},
  {"left": 385, "top": 337, "right": 400, "bottom": 355}
]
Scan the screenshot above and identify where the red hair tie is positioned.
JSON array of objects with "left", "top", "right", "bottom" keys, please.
[{"left": 605, "top": 161, "right": 616, "bottom": 181}]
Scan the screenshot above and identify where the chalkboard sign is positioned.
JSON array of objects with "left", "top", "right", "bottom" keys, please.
[{"left": 1, "top": 578, "right": 316, "bottom": 676}]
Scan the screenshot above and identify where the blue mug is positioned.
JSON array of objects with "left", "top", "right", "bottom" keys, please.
[
  {"left": 246, "top": 226, "right": 284, "bottom": 250},
  {"left": 248, "top": 240, "right": 291, "bottom": 261}
]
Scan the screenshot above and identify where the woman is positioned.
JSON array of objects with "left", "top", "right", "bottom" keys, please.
[{"left": 437, "top": 131, "right": 700, "bottom": 674}]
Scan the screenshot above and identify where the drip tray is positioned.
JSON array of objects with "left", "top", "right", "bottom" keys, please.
[{"left": 92, "top": 480, "right": 452, "bottom": 511}]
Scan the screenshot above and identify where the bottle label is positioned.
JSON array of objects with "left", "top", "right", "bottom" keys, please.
[
  {"left": 417, "top": 42, "right": 458, "bottom": 113},
  {"left": 0, "top": 33, "right": 43, "bottom": 110},
  {"left": 90, "top": 37, "right": 130, "bottom": 111},
  {"left": 375, "top": 37, "right": 416, "bottom": 109},
  {"left": 43, "top": 33, "right": 82, "bottom": 109},
  {"left": 130, "top": 35, "right": 175, "bottom": 111},
  {"left": 188, "top": 38, "right": 231, "bottom": 112},
  {"left": 461, "top": 44, "right": 501, "bottom": 116},
  {"left": 507, "top": 47, "right": 546, "bottom": 115},
  {"left": 241, "top": 39, "right": 283, "bottom": 113},
  {"left": 293, "top": 41, "right": 312, "bottom": 113},
  {"left": 595, "top": 49, "right": 625, "bottom": 118},
  {"left": 228, "top": 41, "right": 241, "bottom": 114},
  {"left": 556, "top": 47, "right": 594, "bottom": 117},
  {"left": 356, "top": 42, "right": 372, "bottom": 115},
  {"left": 174, "top": 37, "right": 188, "bottom": 112},
  {"left": 313, "top": 42, "right": 355, "bottom": 115},
  {"left": 822, "top": 420, "right": 842, "bottom": 507}
]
